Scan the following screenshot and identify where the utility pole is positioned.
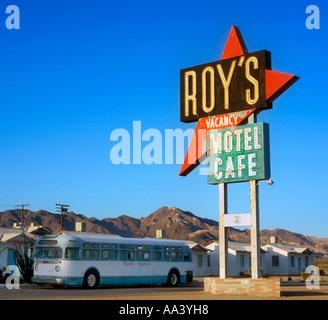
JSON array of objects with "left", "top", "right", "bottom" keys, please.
[
  {"left": 56, "top": 204, "right": 70, "bottom": 231},
  {"left": 15, "top": 204, "right": 29, "bottom": 227}
]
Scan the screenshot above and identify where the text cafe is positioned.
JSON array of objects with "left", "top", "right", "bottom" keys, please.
[{"left": 207, "top": 122, "right": 270, "bottom": 184}]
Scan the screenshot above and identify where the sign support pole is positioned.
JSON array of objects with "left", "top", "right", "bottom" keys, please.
[
  {"left": 248, "top": 113, "right": 261, "bottom": 279},
  {"left": 219, "top": 183, "right": 228, "bottom": 279}
]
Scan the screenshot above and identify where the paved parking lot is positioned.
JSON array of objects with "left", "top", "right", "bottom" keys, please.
[{"left": 0, "top": 281, "right": 328, "bottom": 300}]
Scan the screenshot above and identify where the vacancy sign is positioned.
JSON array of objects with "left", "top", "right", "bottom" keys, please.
[
  {"left": 179, "top": 26, "right": 299, "bottom": 177},
  {"left": 207, "top": 122, "right": 270, "bottom": 184}
]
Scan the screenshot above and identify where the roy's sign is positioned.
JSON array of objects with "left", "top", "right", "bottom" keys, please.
[
  {"left": 207, "top": 122, "right": 270, "bottom": 184},
  {"left": 180, "top": 50, "right": 271, "bottom": 123}
]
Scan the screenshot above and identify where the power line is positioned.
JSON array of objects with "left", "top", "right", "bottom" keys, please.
[
  {"left": 55, "top": 203, "right": 70, "bottom": 231},
  {"left": 14, "top": 204, "right": 29, "bottom": 227}
]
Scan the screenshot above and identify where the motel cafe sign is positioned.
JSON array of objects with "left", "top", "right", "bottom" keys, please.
[{"left": 207, "top": 123, "right": 270, "bottom": 184}]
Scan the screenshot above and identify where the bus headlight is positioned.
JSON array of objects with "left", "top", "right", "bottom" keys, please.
[
  {"left": 55, "top": 265, "right": 60, "bottom": 272},
  {"left": 35, "top": 264, "right": 39, "bottom": 271}
]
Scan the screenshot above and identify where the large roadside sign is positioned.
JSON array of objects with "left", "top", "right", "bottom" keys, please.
[{"left": 178, "top": 25, "right": 299, "bottom": 281}]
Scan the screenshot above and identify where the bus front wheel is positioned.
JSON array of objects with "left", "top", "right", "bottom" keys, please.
[{"left": 83, "top": 269, "right": 99, "bottom": 289}]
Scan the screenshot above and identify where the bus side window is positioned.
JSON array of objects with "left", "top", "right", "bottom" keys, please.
[
  {"left": 164, "top": 251, "right": 170, "bottom": 261},
  {"left": 120, "top": 250, "right": 127, "bottom": 260},
  {"left": 137, "top": 251, "right": 143, "bottom": 260},
  {"left": 102, "top": 250, "right": 109, "bottom": 260},
  {"left": 65, "top": 247, "right": 80, "bottom": 259},
  {"left": 153, "top": 251, "right": 161, "bottom": 260},
  {"left": 128, "top": 250, "right": 135, "bottom": 260},
  {"left": 83, "top": 249, "right": 91, "bottom": 259},
  {"left": 177, "top": 252, "right": 183, "bottom": 261},
  {"left": 109, "top": 250, "right": 118, "bottom": 260},
  {"left": 171, "top": 251, "right": 177, "bottom": 261},
  {"left": 144, "top": 251, "right": 150, "bottom": 260},
  {"left": 184, "top": 252, "right": 190, "bottom": 261},
  {"left": 92, "top": 250, "right": 100, "bottom": 260}
]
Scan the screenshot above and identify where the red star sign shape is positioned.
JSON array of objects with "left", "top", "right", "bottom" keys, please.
[{"left": 179, "top": 25, "right": 299, "bottom": 176}]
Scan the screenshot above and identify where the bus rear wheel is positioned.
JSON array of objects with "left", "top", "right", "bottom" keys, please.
[
  {"left": 167, "top": 270, "right": 180, "bottom": 287},
  {"left": 83, "top": 269, "right": 99, "bottom": 289}
]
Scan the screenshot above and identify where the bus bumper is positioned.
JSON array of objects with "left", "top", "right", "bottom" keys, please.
[
  {"left": 32, "top": 276, "right": 64, "bottom": 285},
  {"left": 32, "top": 276, "right": 83, "bottom": 286}
]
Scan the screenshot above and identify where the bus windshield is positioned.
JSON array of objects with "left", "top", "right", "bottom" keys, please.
[{"left": 35, "top": 247, "right": 62, "bottom": 259}]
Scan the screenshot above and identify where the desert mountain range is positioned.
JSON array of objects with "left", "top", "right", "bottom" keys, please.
[{"left": 1, "top": 206, "right": 327, "bottom": 257}]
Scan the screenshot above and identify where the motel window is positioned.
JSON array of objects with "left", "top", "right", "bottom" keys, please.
[
  {"left": 305, "top": 256, "right": 309, "bottom": 267},
  {"left": 291, "top": 255, "right": 295, "bottom": 267},
  {"left": 240, "top": 255, "right": 245, "bottom": 268},
  {"left": 272, "top": 255, "right": 279, "bottom": 267},
  {"left": 197, "top": 254, "right": 203, "bottom": 268},
  {"left": 207, "top": 255, "right": 211, "bottom": 267}
]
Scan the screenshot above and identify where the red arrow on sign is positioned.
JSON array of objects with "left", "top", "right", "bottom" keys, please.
[{"left": 179, "top": 25, "right": 299, "bottom": 177}]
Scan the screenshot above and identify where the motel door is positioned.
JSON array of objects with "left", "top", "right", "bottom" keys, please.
[
  {"left": 298, "top": 257, "right": 301, "bottom": 273},
  {"left": 7, "top": 249, "right": 16, "bottom": 266}
]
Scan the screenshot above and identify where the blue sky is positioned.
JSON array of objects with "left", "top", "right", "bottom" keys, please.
[{"left": 0, "top": 0, "right": 327, "bottom": 237}]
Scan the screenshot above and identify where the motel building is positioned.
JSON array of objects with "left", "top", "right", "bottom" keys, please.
[
  {"left": 0, "top": 224, "right": 49, "bottom": 270},
  {"left": 204, "top": 240, "right": 266, "bottom": 277},
  {"left": 262, "top": 237, "right": 314, "bottom": 276},
  {"left": 203, "top": 237, "right": 314, "bottom": 277}
]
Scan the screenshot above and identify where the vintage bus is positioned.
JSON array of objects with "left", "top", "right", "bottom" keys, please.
[{"left": 32, "top": 234, "right": 194, "bottom": 288}]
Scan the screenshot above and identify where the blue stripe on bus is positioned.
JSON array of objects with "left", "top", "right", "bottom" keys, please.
[{"left": 34, "top": 275, "right": 189, "bottom": 286}]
